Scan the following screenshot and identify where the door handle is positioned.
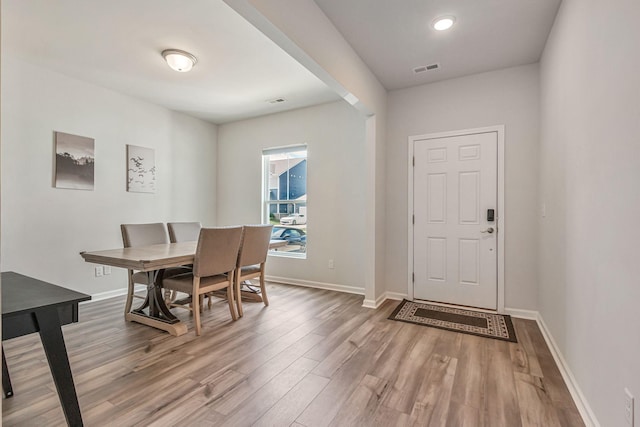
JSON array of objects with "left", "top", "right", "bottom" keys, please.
[{"left": 481, "top": 227, "right": 495, "bottom": 234}]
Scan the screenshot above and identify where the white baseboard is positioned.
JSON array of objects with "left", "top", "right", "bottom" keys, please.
[
  {"left": 362, "top": 291, "right": 407, "bottom": 309},
  {"left": 385, "top": 292, "right": 407, "bottom": 301},
  {"left": 87, "top": 279, "right": 365, "bottom": 305},
  {"left": 265, "top": 275, "right": 364, "bottom": 296},
  {"left": 81, "top": 284, "right": 146, "bottom": 304},
  {"left": 362, "top": 293, "right": 385, "bottom": 309},
  {"left": 361, "top": 301, "right": 376, "bottom": 308},
  {"left": 504, "top": 307, "right": 538, "bottom": 320},
  {"left": 535, "top": 314, "right": 600, "bottom": 427}
]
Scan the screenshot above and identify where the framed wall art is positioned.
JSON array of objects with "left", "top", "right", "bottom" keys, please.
[
  {"left": 127, "top": 144, "right": 156, "bottom": 193},
  {"left": 54, "top": 131, "right": 95, "bottom": 190}
]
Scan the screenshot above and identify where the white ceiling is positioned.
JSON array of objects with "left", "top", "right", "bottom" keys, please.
[
  {"left": 1, "top": 0, "right": 340, "bottom": 124},
  {"left": 2, "top": 0, "right": 561, "bottom": 124},
  {"left": 314, "top": 0, "right": 562, "bottom": 90}
]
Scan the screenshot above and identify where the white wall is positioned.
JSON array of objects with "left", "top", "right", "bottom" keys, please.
[
  {"left": 224, "top": 0, "right": 388, "bottom": 305},
  {"left": 217, "top": 100, "right": 366, "bottom": 292},
  {"left": 539, "top": 0, "right": 640, "bottom": 425},
  {"left": 1, "top": 56, "right": 217, "bottom": 296},
  {"left": 387, "top": 64, "right": 540, "bottom": 310}
]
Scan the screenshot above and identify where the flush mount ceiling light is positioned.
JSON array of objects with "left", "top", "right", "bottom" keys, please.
[
  {"left": 161, "top": 49, "right": 197, "bottom": 72},
  {"left": 433, "top": 16, "right": 456, "bottom": 31}
]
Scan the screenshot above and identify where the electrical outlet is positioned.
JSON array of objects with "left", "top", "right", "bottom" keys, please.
[
  {"left": 95, "top": 266, "right": 103, "bottom": 277},
  {"left": 328, "top": 259, "right": 335, "bottom": 269},
  {"left": 103, "top": 265, "right": 112, "bottom": 275},
  {"left": 625, "top": 388, "right": 634, "bottom": 426}
]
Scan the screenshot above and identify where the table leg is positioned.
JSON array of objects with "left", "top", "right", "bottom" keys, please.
[
  {"left": 2, "top": 346, "right": 14, "bottom": 398},
  {"left": 131, "top": 271, "right": 155, "bottom": 314},
  {"left": 35, "top": 308, "right": 83, "bottom": 427},
  {"left": 130, "top": 271, "right": 178, "bottom": 322},
  {"left": 147, "top": 271, "right": 160, "bottom": 318},
  {"left": 152, "top": 269, "right": 181, "bottom": 320},
  {"left": 147, "top": 270, "right": 181, "bottom": 322},
  {"left": 126, "top": 269, "right": 188, "bottom": 336}
]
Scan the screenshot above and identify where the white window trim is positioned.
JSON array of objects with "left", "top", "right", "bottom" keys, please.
[{"left": 262, "top": 145, "right": 308, "bottom": 259}]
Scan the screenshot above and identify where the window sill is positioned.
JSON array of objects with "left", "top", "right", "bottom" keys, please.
[{"left": 268, "top": 250, "right": 306, "bottom": 260}]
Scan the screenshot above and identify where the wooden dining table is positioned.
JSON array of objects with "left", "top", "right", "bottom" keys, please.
[{"left": 80, "top": 240, "right": 287, "bottom": 336}]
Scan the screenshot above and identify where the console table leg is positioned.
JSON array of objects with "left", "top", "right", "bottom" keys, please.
[
  {"left": 36, "top": 309, "right": 83, "bottom": 427},
  {"left": 2, "top": 347, "right": 13, "bottom": 398}
]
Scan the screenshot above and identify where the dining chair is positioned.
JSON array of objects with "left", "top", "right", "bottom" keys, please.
[
  {"left": 166, "top": 222, "right": 202, "bottom": 303},
  {"left": 161, "top": 226, "right": 243, "bottom": 336},
  {"left": 167, "top": 221, "right": 202, "bottom": 243},
  {"left": 120, "top": 223, "right": 188, "bottom": 315},
  {"left": 234, "top": 224, "right": 273, "bottom": 317}
]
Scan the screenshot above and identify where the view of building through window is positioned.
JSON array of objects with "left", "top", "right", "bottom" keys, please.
[{"left": 263, "top": 146, "right": 307, "bottom": 257}]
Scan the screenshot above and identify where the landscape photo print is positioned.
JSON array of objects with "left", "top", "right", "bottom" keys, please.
[{"left": 54, "top": 131, "right": 95, "bottom": 190}]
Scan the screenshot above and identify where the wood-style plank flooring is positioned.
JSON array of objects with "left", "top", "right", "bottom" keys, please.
[{"left": 2, "top": 283, "right": 584, "bottom": 426}]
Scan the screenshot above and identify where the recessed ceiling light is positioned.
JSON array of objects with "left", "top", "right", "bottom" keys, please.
[
  {"left": 433, "top": 16, "right": 455, "bottom": 31},
  {"left": 162, "top": 49, "right": 197, "bottom": 72}
]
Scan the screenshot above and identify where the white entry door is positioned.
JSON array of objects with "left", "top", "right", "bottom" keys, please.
[{"left": 413, "top": 131, "right": 498, "bottom": 309}]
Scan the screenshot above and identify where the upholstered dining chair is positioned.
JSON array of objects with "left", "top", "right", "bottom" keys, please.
[
  {"left": 234, "top": 224, "right": 273, "bottom": 317},
  {"left": 167, "top": 221, "right": 202, "bottom": 243},
  {"left": 161, "top": 226, "right": 243, "bottom": 336},
  {"left": 120, "top": 223, "right": 188, "bottom": 315},
  {"left": 166, "top": 222, "right": 202, "bottom": 303}
]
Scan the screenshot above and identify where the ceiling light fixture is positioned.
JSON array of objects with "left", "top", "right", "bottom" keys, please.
[
  {"left": 433, "top": 16, "right": 455, "bottom": 31},
  {"left": 162, "top": 49, "right": 197, "bottom": 72}
]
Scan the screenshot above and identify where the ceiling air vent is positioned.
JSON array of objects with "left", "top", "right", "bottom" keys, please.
[
  {"left": 413, "top": 63, "right": 440, "bottom": 74},
  {"left": 267, "top": 97, "right": 287, "bottom": 104}
]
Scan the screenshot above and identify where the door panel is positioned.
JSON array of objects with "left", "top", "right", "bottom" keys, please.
[
  {"left": 459, "top": 239, "right": 479, "bottom": 284},
  {"left": 428, "top": 173, "right": 446, "bottom": 223},
  {"left": 459, "top": 171, "right": 479, "bottom": 224},
  {"left": 427, "top": 237, "right": 446, "bottom": 281},
  {"left": 413, "top": 132, "right": 497, "bottom": 309}
]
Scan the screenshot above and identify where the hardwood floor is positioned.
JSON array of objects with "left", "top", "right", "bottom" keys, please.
[{"left": 2, "top": 283, "right": 584, "bottom": 426}]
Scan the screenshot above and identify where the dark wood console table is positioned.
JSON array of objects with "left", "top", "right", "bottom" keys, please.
[{"left": 2, "top": 271, "right": 91, "bottom": 426}]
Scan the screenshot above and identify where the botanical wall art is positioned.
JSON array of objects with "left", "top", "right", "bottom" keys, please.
[
  {"left": 127, "top": 144, "right": 156, "bottom": 193},
  {"left": 54, "top": 131, "right": 95, "bottom": 190}
]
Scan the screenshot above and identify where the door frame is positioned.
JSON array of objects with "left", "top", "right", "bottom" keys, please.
[{"left": 408, "top": 125, "right": 505, "bottom": 313}]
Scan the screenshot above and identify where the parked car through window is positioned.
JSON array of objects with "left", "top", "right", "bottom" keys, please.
[{"left": 279, "top": 213, "right": 306, "bottom": 225}]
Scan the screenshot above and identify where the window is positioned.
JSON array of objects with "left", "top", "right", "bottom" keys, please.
[{"left": 263, "top": 145, "right": 307, "bottom": 258}]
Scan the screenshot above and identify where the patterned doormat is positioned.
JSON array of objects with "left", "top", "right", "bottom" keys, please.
[{"left": 388, "top": 299, "right": 517, "bottom": 342}]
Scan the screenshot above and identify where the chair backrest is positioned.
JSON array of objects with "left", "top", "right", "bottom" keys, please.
[
  {"left": 121, "top": 223, "right": 169, "bottom": 248},
  {"left": 168, "top": 222, "right": 202, "bottom": 243},
  {"left": 193, "top": 227, "right": 243, "bottom": 278},
  {"left": 237, "top": 225, "right": 274, "bottom": 268}
]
